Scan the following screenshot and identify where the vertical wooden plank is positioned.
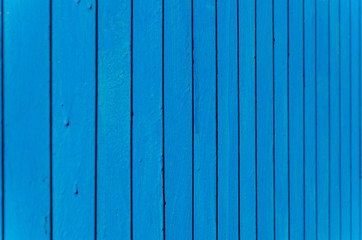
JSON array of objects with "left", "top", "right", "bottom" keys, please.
[
  {"left": 164, "top": 0, "right": 192, "bottom": 239},
  {"left": 238, "top": 0, "right": 256, "bottom": 238},
  {"left": 304, "top": 0, "right": 317, "bottom": 239},
  {"left": 217, "top": 0, "right": 238, "bottom": 239},
  {"left": 274, "top": 0, "right": 289, "bottom": 238},
  {"left": 351, "top": 0, "right": 360, "bottom": 238},
  {"left": 316, "top": 0, "right": 330, "bottom": 238},
  {"left": 256, "top": 0, "right": 274, "bottom": 239},
  {"left": 132, "top": 0, "right": 163, "bottom": 239},
  {"left": 329, "top": 0, "right": 341, "bottom": 239},
  {"left": 3, "top": 0, "right": 50, "bottom": 239},
  {"left": 193, "top": 0, "right": 216, "bottom": 238},
  {"left": 289, "top": 0, "right": 304, "bottom": 238},
  {"left": 52, "top": 0, "right": 96, "bottom": 238},
  {"left": 340, "top": 0, "right": 351, "bottom": 238},
  {"left": 97, "top": 0, "right": 131, "bottom": 239}
]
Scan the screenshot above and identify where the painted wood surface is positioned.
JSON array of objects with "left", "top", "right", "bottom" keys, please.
[{"left": 0, "top": 0, "right": 361, "bottom": 239}]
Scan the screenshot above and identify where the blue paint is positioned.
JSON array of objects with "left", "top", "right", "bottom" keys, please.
[
  {"left": 304, "top": 0, "right": 317, "bottom": 239},
  {"left": 239, "top": 0, "right": 256, "bottom": 238},
  {"left": 193, "top": 0, "right": 217, "bottom": 239},
  {"left": 274, "top": 0, "right": 289, "bottom": 238},
  {"left": 4, "top": 0, "right": 50, "bottom": 239},
  {"left": 341, "top": 0, "right": 351, "bottom": 238},
  {"left": 52, "top": 0, "right": 96, "bottom": 239},
  {"left": 329, "top": 0, "right": 341, "bottom": 239},
  {"left": 0, "top": 1, "right": 361, "bottom": 239},
  {"left": 316, "top": 0, "right": 330, "bottom": 238},
  {"left": 164, "top": 0, "right": 192, "bottom": 239},
  {"left": 351, "top": 1, "right": 360, "bottom": 239},
  {"left": 217, "top": 0, "right": 238, "bottom": 239},
  {"left": 256, "top": 0, "right": 274, "bottom": 239},
  {"left": 132, "top": 0, "right": 163, "bottom": 239},
  {"left": 289, "top": 0, "right": 304, "bottom": 238},
  {"left": 97, "top": 0, "right": 131, "bottom": 239}
]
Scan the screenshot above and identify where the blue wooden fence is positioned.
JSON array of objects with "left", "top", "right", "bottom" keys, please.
[{"left": 0, "top": 0, "right": 361, "bottom": 239}]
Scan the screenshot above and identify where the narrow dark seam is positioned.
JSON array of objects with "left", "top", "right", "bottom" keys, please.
[
  {"left": 191, "top": 0, "right": 194, "bottom": 239},
  {"left": 215, "top": 0, "right": 218, "bottom": 238},
  {"left": 328, "top": 0, "right": 331, "bottom": 238},
  {"left": 237, "top": 0, "right": 240, "bottom": 238},
  {"left": 1, "top": 0, "right": 4, "bottom": 236},
  {"left": 130, "top": 0, "right": 134, "bottom": 238},
  {"left": 315, "top": 0, "right": 318, "bottom": 238},
  {"left": 359, "top": 0, "right": 362, "bottom": 238},
  {"left": 254, "top": 0, "right": 258, "bottom": 238},
  {"left": 303, "top": 0, "right": 306, "bottom": 238},
  {"left": 162, "top": 0, "right": 165, "bottom": 238},
  {"left": 287, "top": 0, "right": 291, "bottom": 238},
  {"left": 338, "top": 0, "right": 342, "bottom": 238},
  {"left": 349, "top": 0, "right": 352, "bottom": 237},
  {"left": 95, "top": 0, "right": 98, "bottom": 239},
  {"left": 272, "top": 0, "right": 276, "bottom": 238},
  {"left": 49, "top": 0, "right": 53, "bottom": 238}
]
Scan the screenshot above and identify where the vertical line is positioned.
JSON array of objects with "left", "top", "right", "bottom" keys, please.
[
  {"left": 237, "top": 0, "right": 240, "bottom": 238},
  {"left": 328, "top": 0, "right": 331, "bottom": 239},
  {"left": 254, "top": 0, "right": 258, "bottom": 238},
  {"left": 338, "top": 0, "right": 342, "bottom": 238},
  {"left": 287, "top": 0, "right": 290, "bottom": 238},
  {"left": 94, "top": 0, "right": 98, "bottom": 239},
  {"left": 1, "top": 0, "right": 4, "bottom": 236},
  {"left": 272, "top": 0, "right": 276, "bottom": 238},
  {"left": 162, "top": 0, "right": 165, "bottom": 237},
  {"left": 315, "top": 0, "right": 318, "bottom": 238},
  {"left": 191, "top": 0, "right": 194, "bottom": 238},
  {"left": 130, "top": 0, "right": 134, "bottom": 238},
  {"left": 215, "top": 1, "right": 218, "bottom": 239},
  {"left": 49, "top": 0, "right": 53, "bottom": 239},
  {"left": 303, "top": 0, "right": 306, "bottom": 238},
  {"left": 349, "top": 0, "right": 352, "bottom": 237},
  {"left": 359, "top": 0, "right": 361, "bottom": 238}
]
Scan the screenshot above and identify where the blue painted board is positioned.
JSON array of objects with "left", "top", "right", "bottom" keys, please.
[
  {"left": 351, "top": 1, "right": 360, "bottom": 239},
  {"left": 132, "top": 0, "right": 163, "bottom": 239},
  {"left": 193, "top": 0, "right": 217, "bottom": 238},
  {"left": 289, "top": 0, "right": 304, "bottom": 238},
  {"left": 238, "top": 0, "right": 256, "bottom": 239},
  {"left": 217, "top": 0, "right": 238, "bottom": 239},
  {"left": 256, "top": 0, "right": 274, "bottom": 239},
  {"left": 274, "top": 0, "right": 289, "bottom": 238},
  {"left": 316, "top": 0, "right": 330, "bottom": 238},
  {"left": 304, "top": 0, "right": 317, "bottom": 239},
  {"left": 3, "top": 0, "right": 50, "bottom": 239},
  {"left": 97, "top": 0, "right": 131, "bottom": 239},
  {"left": 164, "top": 0, "right": 192, "bottom": 239},
  {"left": 52, "top": 0, "right": 96, "bottom": 239},
  {"left": 329, "top": 0, "right": 341, "bottom": 239},
  {"left": 340, "top": 0, "right": 351, "bottom": 238}
]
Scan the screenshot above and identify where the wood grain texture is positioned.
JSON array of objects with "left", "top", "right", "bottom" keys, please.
[
  {"left": 97, "top": 0, "right": 131, "bottom": 239},
  {"left": 52, "top": 0, "right": 96, "bottom": 239},
  {"left": 193, "top": 0, "right": 217, "bottom": 239},
  {"left": 316, "top": 0, "right": 330, "bottom": 238},
  {"left": 164, "top": 0, "right": 192, "bottom": 239},
  {"left": 341, "top": 0, "right": 351, "bottom": 238},
  {"left": 132, "top": 0, "right": 163, "bottom": 239},
  {"left": 329, "top": 0, "right": 341, "bottom": 239},
  {"left": 239, "top": 0, "right": 256, "bottom": 238},
  {"left": 256, "top": 0, "right": 274, "bottom": 239},
  {"left": 217, "top": 0, "right": 238, "bottom": 239},
  {"left": 4, "top": 0, "right": 50, "bottom": 239},
  {"left": 304, "top": 0, "right": 317, "bottom": 239},
  {"left": 274, "top": 0, "right": 289, "bottom": 238}
]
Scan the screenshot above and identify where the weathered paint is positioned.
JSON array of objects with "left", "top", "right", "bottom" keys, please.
[{"left": 0, "top": 0, "right": 361, "bottom": 239}]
